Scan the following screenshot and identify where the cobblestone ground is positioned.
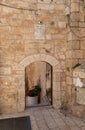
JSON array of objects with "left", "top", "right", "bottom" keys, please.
[{"left": 0, "top": 106, "right": 85, "bottom": 130}]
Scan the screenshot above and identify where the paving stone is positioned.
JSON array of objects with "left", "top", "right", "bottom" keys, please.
[
  {"left": 33, "top": 110, "right": 44, "bottom": 121},
  {"left": 72, "top": 117, "right": 85, "bottom": 127},
  {"left": 42, "top": 112, "right": 57, "bottom": 129},
  {"left": 51, "top": 128, "right": 60, "bottom": 130},
  {"left": 70, "top": 126, "right": 81, "bottom": 130},
  {"left": 0, "top": 107, "right": 85, "bottom": 130},
  {"left": 81, "top": 126, "right": 85, "bottom": 130},
  {"left": 55, "top": 118, "right": 66, "bottom": 127},
  {"left": 65, "top": 117, "right": 76, "bottom": 126},
  {"left": 59, "top": 125, "right": 71, "bottom": 130},
  {"left": 49, "top": 109, "right": 61, "bottom": 119}
]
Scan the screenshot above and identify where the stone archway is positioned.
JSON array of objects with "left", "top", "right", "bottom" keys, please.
[{"left": 18, "top": 54, "right": 62, "bottom": 111}]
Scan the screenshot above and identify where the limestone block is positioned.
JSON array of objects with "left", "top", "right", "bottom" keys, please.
[
  {"left": 73, "top": 50, "right": 83, "bottom": 59},
  {"left": 72, "top": 40, "right": 80, "bottom": 49},
  {"left": 66, "top": 76, "right": 73, "bottom": 85},
  {"left": 61, "top": 81, "right": 66, "bottom": 91},
  {"left": 67, "top": 32, "right": 73, "bottom": 41},
  {"left": 53, "top": 100, "right": 61, "bottom": 109},
  {"left": 73, "top": 69, "right": 85, "bottom": 78},
  {"left": 58, "top": 22, "right": 66, "bottom": 28},
  {"left": 66, "top": 51, "right": 73, "bottom": 59},
  {"left": 2, "top": 6, "right": 14, "bottom": 14},
  {"left": 53, "top": 64, "right": 62, "bottom": 72},
  {"left": 73, "top": 77, "right": 77, "bottom": 85},
  {"left": 36, "top": 54, "right": 45, "bottom": 61},
  {"left": 53, "top": 72, "right": 60, "bottom": 82},
  {"left": 0, "top": 67, "right": 11, "bottom": 75},
  {"left": 7, "top": 17, "right": 22, "bottom": 26},
  {"left": 58, "top": 52, "right": 65, "bottom": 60},
  {"left": 60, "top": 61, "right": 66, "bottom": 70},
  {"left": 60, "top": 72, "right": 66, "bottom": 81},
  {"left": 28, "top": 3, "right": 37, "bottom": 10},
  {"left": 71, "top": 3, "right": 79, "bottom": 12},
  {"left": 79, "top": 22, "right": 85, "bottom": 27},
  {"left": 38, "top": 3, "right": 54, "bottom": 10},
  {"left": 27, "top": 0, "right": 37, "bottom": 2},
  {"left": 45, "top": 55, "right": 58, "bottom": 66},
  {"left": 66, "top": 85, "right": 72, "bottom": 96},
  {"left": 54, "top": 0, "right": 64, "bottom": 4},
  {"left": 79, "top": 28, "right": 85, "bottom": 37},
  {"left": 55, "top": 4, "right": 65, "bottom": 11},
  {"left": 71, "top": 0, "right": 79, "bottom": 2},
  {"left": 66, "top": 59, "right": 73, "bottom": 67},
  {"left": 53, "top": 91, "right": 61, "bottom": 100},
  {"left": 79, "top": 13, "right": 85, "bottom": 21},
  {"left": 71, "top": 12, "right": 79, "bottom": 22},
  {"left": 46, "top": 34, "right": 51, "bottom": 40},
  {"left": 73, "top": 71, "right": 80, "bottom": 77},
  {"left": 46, "top": 27, "right": 58, "bottom": 34},
  {"left": 70, "top": 22, "right": 79, "bottom": 27},
  {"left": 80, "top": 40, "right": 85, "bottom": 50},
  {"left": 61, "top": 91, "right": 65, "bottom": 98},
  {"left": 56, "top": 15, "right": 66, "bottom": 21},
  {"left": 0, "top": 18, "right": 8, "bottom": 26},
  {"left": 0, "top": 87, "right": 18, "bottom": 113},
  {"left": 38, "top": 0, "right": 52, "bottom": 4},
  {"left": 22, "top": 23, "right": 34, "bottom": 33},
  {"left": 53, "top": 82, "right": 60, "bottom": 91},
  {"left": 67, "top": 41, "right": 73, "bottom": 50},
  {"left": 17, "top": 102, "right": 25, "bottom": 112},
  {"left": 0, "top": 76, "right": 12, "bottom": 86},
  {"left": 76, "top": 88, "right": 85, "bottom": 105},
  {"left": 84, "top": 51, "right": 85, "bottom": 58},
  {"left": 25, "top": 48, "right": 38, "bottom": 55},
  {"left": 52, "top": 34, "right": 65, "bottom": 40},
  {"left": 71, "top": 105, "right": 85, "bottom": 118}
]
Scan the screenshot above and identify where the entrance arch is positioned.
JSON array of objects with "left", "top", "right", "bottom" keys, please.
[
  {"left": 19, "top": 54, "right": 59, "bottom": 68},
  {"left": 18, "top": 54, "right": 62, "bottom": 111}
]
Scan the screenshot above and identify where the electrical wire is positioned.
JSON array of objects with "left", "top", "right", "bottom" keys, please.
[
  {"left": 0, "top": 2, "right": 37, "bottom": 11},
  {"left": 0, "top": 1, "right": 85, "bottom": 38}
]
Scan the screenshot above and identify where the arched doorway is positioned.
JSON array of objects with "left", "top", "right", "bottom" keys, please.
[
  {"left": 18, "top": 54, "right": 61, "bottom": 111},
  {"left": 25, "top": 61, "right": 52, "bottom": 106}
]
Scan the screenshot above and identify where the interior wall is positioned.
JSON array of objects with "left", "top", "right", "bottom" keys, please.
[{"left": 25, "top": 61, "right": 52, "bottom": 101}]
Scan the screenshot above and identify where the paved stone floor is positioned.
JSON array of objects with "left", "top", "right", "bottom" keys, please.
[{"left": 0, "top": 106, "right": 85, "bottom": 130}]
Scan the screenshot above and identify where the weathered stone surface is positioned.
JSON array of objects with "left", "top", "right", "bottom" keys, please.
[
  {"left": 71, "top": 3, "right": 80, "bottom": 12},
  {"left": 66, "top": 0, "right": 85, "bottom": 118},
  {"left": 0, "top": 0, "right": 85, "bottom": 117},
  {"left": 76, "top": 88, "right": 85, "bottom": 105},
  {"left": 73, "top": 50, "right": 83, "bottom": 59},
  {"left": 0, "top": 67, "right": 11, "bottom": 75}
]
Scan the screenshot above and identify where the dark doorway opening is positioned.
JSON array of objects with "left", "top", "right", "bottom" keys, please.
[{"left": 25, "top": 61, "right": 52, "bottom": 107}]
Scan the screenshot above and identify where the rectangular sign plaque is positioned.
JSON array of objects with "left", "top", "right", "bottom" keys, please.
[{"left": 35, "top": 23, "right": 45, "bottom": 40}]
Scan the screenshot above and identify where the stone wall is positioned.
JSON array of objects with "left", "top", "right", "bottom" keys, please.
[
  {"left": 66, "top": 0, "right": 85, "bottom": 117},
  {"left": 0, "top": 0, "right": 67, "bottom": 113},
  {"left": 0, "top": 0, "right": 85, "bottom": 116}
]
